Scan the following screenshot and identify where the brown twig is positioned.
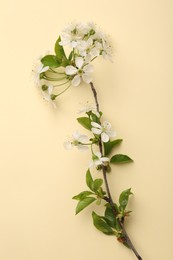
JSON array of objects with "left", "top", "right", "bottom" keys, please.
[{"left": 89, "top": 82, "right": 142, "bottom": 260}]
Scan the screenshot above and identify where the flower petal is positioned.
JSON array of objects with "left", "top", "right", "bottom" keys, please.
[
  {"left": 103, "top": 120, "right": 111, "bottom": 130},
  {"left": 75, "top": 57, "right": 84, "bottom": 69},
  {"left": 95, "top": 159, "right": 102, "bottom": 166},
  {"left": 95, "top": 152, "right": 101, "bottom": 158},
  {"left": 92, "top": 110, "right": 100, "bottom": 118},
  {"left": 40, "top": 65, "right": 49, "bottom": 73},
  {"left": 71, "top": 41, "right": 78, "bottom": 48},
  {"left": 72, "top": 75, "right": 81, "bottom": 86},
  {"left": 83, "top": 64, "right": 94, "bottom": 73},
  {"left": 65, "top": 65, "right": 78, "bottom": 75},
  {"left": 78, "top": 145, "right": 89, "bottom": 151},
  {"left": 72, "top": 130, "right": 80, "bottom": 140},
  {"left": 91, "top": 122, "right": 102, "bottom": 128},
  {"left": 91, "top": 127, "right": 102, "bottom": 135},
  {"left": 78, "top": 135, "right": 89, "bottom": 143},
  {"left": 63, "top": 141, "right": 73, "bottom": 150},
  {"left": 85, "top": 54, "right": 92, "bottom": 63},
  {"left": 107, "top": 130, "right": 116, "bottom": 138},
  {"left": 59, "top": 39, "right": 70, "bottom": 46},
  {"left": 101, "top": 157, "right": 110, "bottom": 162},
  {"left": 89, "top": 161, "right": 94, "bottom": 168},
  {"left": 101, "top": 132, "right": 109, "bottom": 143},
  {"left": 82, "top": 73, "right": 92, "bottom": 84},
  {"left": 47, "top": 84, "right": 53, "bottom": 94}
]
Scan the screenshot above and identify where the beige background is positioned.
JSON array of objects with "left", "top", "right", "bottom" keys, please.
[{"left": 0, "top": 0, "right": 173, "bottom": 259}]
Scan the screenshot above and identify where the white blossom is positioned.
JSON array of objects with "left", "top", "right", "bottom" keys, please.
[
  {"left": 76, "top": 38, "right": 93, "bottom": 57},
  {"left": 59, "top": 22, "right": 113, "bottom": 61},
  {"left": 78, "top": 101, "right": 100, "bottom": 117},
  {"left": 59, "top": 22, "right": 87, "bottom": 48},
  {"left": 63, "top": 131, "right": 89, "bottom": 151},
  {"left": 89, "top": 152, "right": 109, "bottom": 168},
  {"left": 33, "top": 62, "right": 49, "bottom": 86},
  {"left": 65, "top": 57, "right": 93, "bottom": 86},
  {"left": 91, "top": 121, "right": 116, "bottom": 142}
]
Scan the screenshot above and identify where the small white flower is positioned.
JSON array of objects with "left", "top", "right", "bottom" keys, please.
[
  {"left": 63, "top": 131, "right": 89, "bottom": 151},
  {"left": 33, "top": 62, "right": 49, "bottom": 86},
  {"left": 59, "top": 22, "right": 89, "bottom": 48},
  {"left": 76, "top": 38, "right": 93, "bottom": 57},
  {"left": 91, "top": 121, "right": 116, "bottom": 143},
  {"left": 65, "top": 57, "right": 93, "bottom": 86},
  {"left": 78, "top": 101, "right": 100, "bottom": 118},
  {"left": 89, "top": 152, "right": 109, "bottom": 168},
  {"left": 102, "top": 40, "right": 113, "bottom": 61}
]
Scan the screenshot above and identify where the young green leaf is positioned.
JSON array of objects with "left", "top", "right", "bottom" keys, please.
[
  {"left": 72, "top": 191, "right": 93, "bottom": 200},
  {"left": 76, "top": 197, "right": 96, "bottom": 215},
  {"left": 68, "top": 51, "right": 73, "bottom": 61},
  {"left": 89, "top": 112, "right": 100, "bottom": 123},
  {"left": 91, "top": 179, "right": 103, "bottom": 192},
  {"left": 86, "top": 169, "right": 94, "bottom": 191},
  {"left": 119, "top": 188, "right": 133, "bottom": 211},
  {"left": 92, "top": 212, "right": 114, "bottom": 235},
  {"left": 97, "top": 187, "right": 106, "bottom": 198},
  {"left": 104, "top": 139, "right": 123, "bottom": 156},
  {"left": 104, "top": 207, "right": 121, "bottom": 231},
  {"left": 54, "top": 36, "right": 67, "bottom": 60},
  {"left": 77, "top": 117, "right": 91, "bottom": 130},
  {"left": 41, "top": 55, "right": 61, "bottom": 68},
  {"left": 110, "top": 154, "right": 133, "bottom": 164}
]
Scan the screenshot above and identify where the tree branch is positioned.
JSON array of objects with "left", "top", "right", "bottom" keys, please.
[{"left": 89, "top": 82, "right": 142, "bottom": 260}]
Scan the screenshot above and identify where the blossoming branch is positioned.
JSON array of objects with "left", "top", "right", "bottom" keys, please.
[{"left": 33, "top": 22, "right": 142, "bottom": 260}]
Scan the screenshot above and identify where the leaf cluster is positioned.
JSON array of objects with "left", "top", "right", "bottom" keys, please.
[
  {"left": 77, "top": 113, "right": 133, "bottom": 166},
  {"left": 72, "top": 170, "right": 106, "bottom": 214},
  {"left": 92, "top": 188, "right": 133, "bottom": 241},
  {"left": 41, "top": 37, "right": 70, "bottom": 68}
]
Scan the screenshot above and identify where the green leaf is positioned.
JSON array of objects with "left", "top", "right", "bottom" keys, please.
[
  {"left": 77, "top": 117, "right": 91, "bottom": 130},
  {"left": 104, "top": 207, "right": 121, "bottom": 231},
  {"left": 92, "top": 212, "right": 114, "bottom": 235},
  {"left": 89, "top": 112, "right": 100, "bottom": 123},
  {"left": 91, "top": 179, "right": 103, "bottom": 192},
  {"left": 97, "top": 187, "right": 106, "bottom": 197},
  {"left": 72, "top": 191, "right": 93, "bottom": 200},
  {"left": 110, "top": 154, "right": 133, "bottom": 164},
  {"left": 104, "top": 139, "right": 123, "bottom": 156},
  {"left": 86, "top": 169, "right": 93, "bottom": 190},
  {"left": 54, "top": 36, "right": 66, "bottom": 60},
  {"left": 119, "top": 188, "right": 133, "bottom": 211},
  {"left": 68, "top": 51, "right": 73, "bottom": 61},
  {"left": 41, "top": 55, "right": 61, "bottom": 68},
  {"left": 76, "top": 197, "right": 96, "bottom": 214}
]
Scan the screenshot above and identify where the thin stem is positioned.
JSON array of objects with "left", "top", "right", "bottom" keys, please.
[
  {"left": 89, "top": 82, "right": 142, "bottom": 260},
  {"left": 43, "top": 73, "right": 67, "bottom": 81},
  {"left": 90, "top": 82, "right": 99, "bottom": 112},
  {"left": 49, "top": 68, "right": 65, "bottom": 74},
  {"left": 54, "top": 80, "right": 70, "bottom": 88},
  {"left": 81, "top": 143, "right": 93, "bottom": 146},
  {"left": 55, "top": 83, "right": 71, "bottom": 97}
]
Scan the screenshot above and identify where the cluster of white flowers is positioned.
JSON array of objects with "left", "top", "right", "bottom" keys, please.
[
  {"left": 61, "top": 22, "right": 113, "bottom": 87},
  {"left": 64, "top": 128, "right": 111, "bottom": 168},
  {"left": 32, "top": 22, "right": 112, "bottom": 107},
  {"left": 60, "top": 22, "right": 112, "bottom": 60},
  {"left": 64, "top": 104, "right": 116, "bottom": 169}
]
